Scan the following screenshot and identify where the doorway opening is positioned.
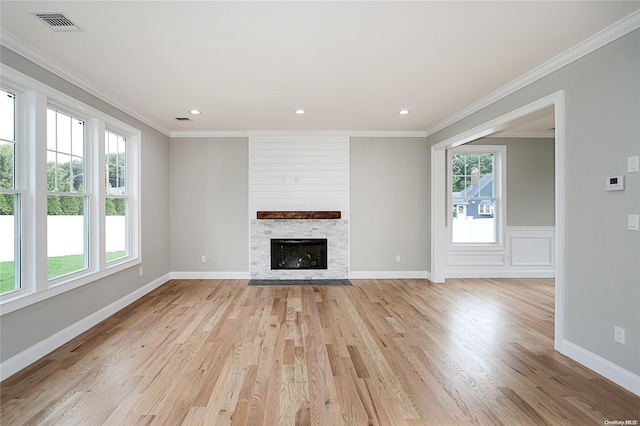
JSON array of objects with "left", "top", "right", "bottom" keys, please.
[{"left": 430, "top": 91, "right": 565, "bottom": 351}]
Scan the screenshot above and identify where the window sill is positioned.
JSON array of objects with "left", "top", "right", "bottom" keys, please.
[
  {"left": 0, "top": 257, "right": 140, "bottom": 315},
  {"left": 449, "top": 243, "right": 505, "bottom": 251}
]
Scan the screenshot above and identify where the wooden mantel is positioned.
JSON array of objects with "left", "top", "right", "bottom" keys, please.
[{"left": 257, "top": 211, "right": 341, "bottom": 220}]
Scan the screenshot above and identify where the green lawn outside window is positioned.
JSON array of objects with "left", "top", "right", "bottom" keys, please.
[{"left": 0, "top": 251, "right": 126, "bottom": 294}]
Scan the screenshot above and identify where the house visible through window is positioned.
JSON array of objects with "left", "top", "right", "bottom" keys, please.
[{"left": 450, "top": 145, "right": 505, "bottom": 245}]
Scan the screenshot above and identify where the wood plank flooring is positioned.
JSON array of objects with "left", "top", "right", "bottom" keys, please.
[{"left": 2, "top": 278, "right": 639, "bottom": 425}]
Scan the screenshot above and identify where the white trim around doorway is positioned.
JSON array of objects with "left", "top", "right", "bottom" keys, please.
[{"left": 429, "top": 90, "right": 565, "bottom": 353}]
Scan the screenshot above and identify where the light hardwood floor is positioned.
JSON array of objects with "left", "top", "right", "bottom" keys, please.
[{"left": 1, "top": 278, "right": 638, "bottom": 425}]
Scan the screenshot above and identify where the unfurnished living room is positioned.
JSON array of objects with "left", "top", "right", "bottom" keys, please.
[{"left": 1, "top": 1, "right": 639, "bottom": 425}]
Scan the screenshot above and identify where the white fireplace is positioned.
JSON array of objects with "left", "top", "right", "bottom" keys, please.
[
  {"left": 248, "top": 133, "right": 350, "bottom": 280},
  {"left": 250, "top": 218, "right": 348, "bottom": 280}
]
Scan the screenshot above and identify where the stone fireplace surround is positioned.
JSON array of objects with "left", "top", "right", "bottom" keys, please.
[{"left": 250, "top": 213, "right": 348, "bottom": 280}]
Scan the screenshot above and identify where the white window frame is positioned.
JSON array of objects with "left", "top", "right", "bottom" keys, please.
[
  {"left": 0, "top": 65, "right": 141, "bottom": 314},
  {"left": 103, "top": 127, "right": 137, "bottom": 265},
  {"left": 0, "top": 85, "right": 24, "bottom": 300},
  {"left": 45, "top": 105, "right": 91, "bottom": 283},
  {"left": 447, "top": 144, "right": 506, "bottom": 250}
]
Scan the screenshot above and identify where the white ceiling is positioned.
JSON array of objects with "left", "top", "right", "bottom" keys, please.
[
  {"left": 1, "top": 1, "right": 639, "bottom": 135},
  {"left": 492, "top": 105, "right": 556, "bottom": 139}
]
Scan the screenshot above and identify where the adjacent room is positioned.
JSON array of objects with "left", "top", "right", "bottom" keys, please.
[{"left": 1, "top": 1, "right": 639, "bottom": 424}]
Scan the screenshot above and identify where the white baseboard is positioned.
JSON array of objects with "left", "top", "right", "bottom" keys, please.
[
  {"left": 349, "top": 271, "right": 431, "bottom": 280},
  {"left": 562, "top": 339, "right": 640, "bottom": 396},
  {"left": 170, "top": 271, "right": 251, "bottom": 280},
  {"left": 172, "top": 271, "right": 436, "bottom": 281},
  {"left": 0, "top": 273, "right": 171, "bottom": 382},
  {"left": 445, "top": 270, "right": 555, "bottom": 279},
  {"left": 170, "top": 271, "right": 433, "bottom": 281}
]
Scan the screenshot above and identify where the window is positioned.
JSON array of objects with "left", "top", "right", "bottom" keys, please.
[
  {"left": 478, "top": 200, "right": 494, "bottom": 216},
  {"left": 47, "top": 108, "right": 88, "bottom": 280},
  {"left": 1, "top": 66, "right": 140, "bottom": 313},
  {"left": 0, "top": 88, "right": 19, "bottom": 295},
  {"left": 105, "top": 130, "right": 128, "bottom": 262},
  {"left": 449, "top": 145, "right": 505, "bottom": 246}
]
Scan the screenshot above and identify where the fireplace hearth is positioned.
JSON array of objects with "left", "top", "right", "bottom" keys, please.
[{"left": 271, "top": 239, "right": 327, "bottom": 270}]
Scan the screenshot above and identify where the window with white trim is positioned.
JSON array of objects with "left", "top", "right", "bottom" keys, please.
[
  {"left": 478, "top": 200, "right": 494, "bottom": 216},
  {"left": 47, "top": 107, "right": 88, "bottom": 281},
  {"left": 0, "top": 88, "right": 20, "bottom": 295},
  {"left": 449, "top": 145, "right": 505, "bottom": 246},
  {"left": 0, "top": 66, "right": 141, "bottom": 311},
  {"left": 105, "top": 130, "right": 128, "bottom": 262}
]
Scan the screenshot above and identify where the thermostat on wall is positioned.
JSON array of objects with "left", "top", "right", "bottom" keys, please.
[{"left": 606, "top": 175, "right": 625, "bottom": 191}]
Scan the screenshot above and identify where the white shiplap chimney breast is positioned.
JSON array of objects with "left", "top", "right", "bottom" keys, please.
[
  {"left": 248, "top": 134, "right": 350, "bottom": 279},
  {"left": 248, "top": 134, "right": 350, "bottom": 219}
]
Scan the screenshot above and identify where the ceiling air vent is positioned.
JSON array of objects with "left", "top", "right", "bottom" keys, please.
[
  {"left": 175, "top": 117, "right": 192, "bottom": 122},
  {"left": 33, "top": 13, "right": 82, "bottom": 31}
]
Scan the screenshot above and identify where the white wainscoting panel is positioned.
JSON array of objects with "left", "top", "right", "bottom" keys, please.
[
  {"left": 510, "top": 230, "right": 554, "bottom": 266},
  {"left": 446, "top": 253, "right": 506, "bottom": 266},
  {"left": 249, "top": 134, "right": 350, "bottom": 219},
  {"left": 446, "top": 226, "right": 555, "bottom": 278}
]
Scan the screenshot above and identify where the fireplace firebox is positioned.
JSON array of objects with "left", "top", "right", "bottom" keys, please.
[{"left": 271, "top": 239, "right": 327, "bottom": 270}]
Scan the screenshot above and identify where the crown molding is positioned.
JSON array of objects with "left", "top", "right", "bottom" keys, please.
[
  {"left": 170, "top": 130, "right": 427, "bottom": 138},
  {"left": 170, "top": 130, "right": 351, "bottom": 138},
  {"left": 1, "top": 30, "right": 171, "bottom": 136},
  {"left": 170, "top": 131, "right": 249, "bottom": 138},
  {"left": 490, "top": 132, "right": 555, "bottom": 139},
  {"left": 425, "top": 9, "right": 640, "bottom": 138},
  {"left": 350, "top": 130, "right": 427, "bottom": 138}
]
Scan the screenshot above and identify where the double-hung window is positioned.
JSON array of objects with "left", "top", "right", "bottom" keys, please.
[
  {"left": 0, "top": 66, "right": 140, "bottom": 312},
  {"left": 0, "top": 88, "right": 20, "bottom": 296},
  {"left": 47, "top": 107, "right": 88, "bottom": 281},
  {"left": 105, "top": 130, "right": 128, "bottom": 262},
  {"left": 449, "top": 145, "right": 506, "bottom": 247}
]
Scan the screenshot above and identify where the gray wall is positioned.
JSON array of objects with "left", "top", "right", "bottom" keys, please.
[
  {"left": 427, "top": 29, "right": 640, "bottom": 375},
  {"left": 472, "top": 137, "right": 555, "bottom": 226},
  {"left": 350, "top": 137, "right": 430, "bottom": 272},
  {"left": 0, "top": 47, "right": 171, "bottom": 362},
  {"left": 171, "top": 136, "right": 429, "bottom": 274},
  {"left": 170, "top": 137, "right": 248, "bottom": 272}
]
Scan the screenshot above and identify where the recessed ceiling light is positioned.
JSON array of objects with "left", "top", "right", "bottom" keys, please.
[
  {"left": 398, "top": 109, "right": 411, "bottom": 115},
  {"left": 295, "top": 109, "right": 306, "bottom": 115},
  {"left": 190, "top": 109, "right": 201, "bottom": 115}
]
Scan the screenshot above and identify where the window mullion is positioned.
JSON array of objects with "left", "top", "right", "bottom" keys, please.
[
  {"left": 26, "top": 90, "right": 49, "bottom": 292},
  {"left": 92, "top": 119, "right": 106, "bottom": 271}
]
